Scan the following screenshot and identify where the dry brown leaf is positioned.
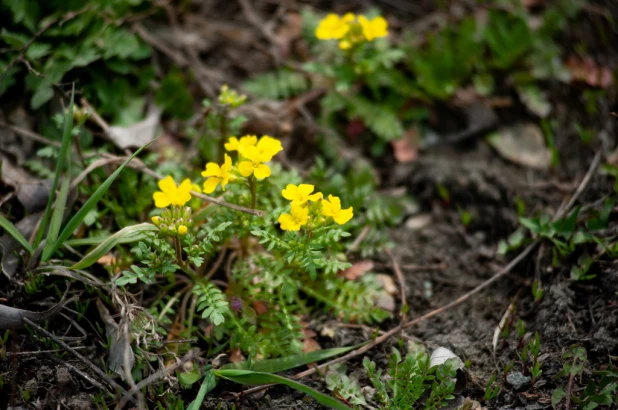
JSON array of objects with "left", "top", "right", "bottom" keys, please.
[
  {"left": 566, "top": 56, "right": 614, "bottom": 89},
  {"left": 338, "top": 261, "right": 374, "bottom": 280},
  {"left": 303, "top": 337, "right": 322, "bottom": 353},
  {"left": 229, "top": 348, "right": 246, "bottom": 363},
  {"left": 391, "top": 127, "right": 419, "bottom": 163},
  {"left": 252, "top": 300, "right": 269, "bottom": 315}
]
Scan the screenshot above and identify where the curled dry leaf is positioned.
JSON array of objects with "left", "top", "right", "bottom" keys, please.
[
  {"left": 108, "top": 107, "right": 161, "bottom": 149},
  {"left": 0, "top": 292, "right": 77, "bottom": 329},
  {"left": 96, "top": 299, "right": 135, "bottom": 380},
  {"left": 229, "top": 348, "right": 246, "bottom": 363},
  {"left": 303, "top": 337, "right": 322, "bottom": 353},
  {"left": 338, "top": 261, "right": 374, "bottom": 280},
  {"left": 1, "top": 157, "right": 51, "bottom": 213}
]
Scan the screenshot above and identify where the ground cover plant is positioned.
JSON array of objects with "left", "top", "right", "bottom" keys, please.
[{"left": 0, "top": 0, "right": 617, "bottom": 409}]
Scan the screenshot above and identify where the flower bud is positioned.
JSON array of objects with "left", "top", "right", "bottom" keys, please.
[
  {"left": 161, "top": 209, "right": 171, "bottom": 219},
  {"left": 183, "top": 207, "right": 192, "bottom": 219},
  {"left": 159, "top": 224, "right": 168, "bottom": 233},
  {"left": 152, "top": 216, "right": 161, "bottom": 226},
  {"left": 178, "top": 225, "right": 188, "bottom": 235}
]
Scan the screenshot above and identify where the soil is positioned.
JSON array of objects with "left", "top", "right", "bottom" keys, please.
[{"left": 1, "top": 1, "right": 618, "bottom": 409}]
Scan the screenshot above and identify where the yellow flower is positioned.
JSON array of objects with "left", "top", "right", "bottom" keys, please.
[
  {"left": 225, "top": 135, "right": 257, "bottom": 152},
  {"left": 281, "top": 184, "right": 322, "bottom": 205},
  {"left": 321, "top": 195, "right": 353, "bottom": 225},
  {"left": 202, "top": 154, "right": 233, "bottom": 193},
  {"left": 237, "top": 136, "right": 283, "bottom": 180},
  {"left": 278, "top": 204, "right": 309, "bottom": 231},
  {"left": 152, "top": 216, "right": 161, "bottom": 225},
  {"left": 358, "top": 16, "right": 388, "bottom": 41},
  {"left": 153, "top": 176, "right": 192, "bottom": 208},
  {"left": 315, "top": 13, "right": 355, "bottom": 40},
  {"left": 178, "top": 225, "right": 188, "bottom": 235}
]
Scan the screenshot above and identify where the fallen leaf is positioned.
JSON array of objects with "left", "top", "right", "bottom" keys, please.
[
  {"left": 108, "top": 107, "right": 161, "bottom": 149},
  {"left": 302, "top": 328, "right": 317, "bottom": 339},
  {"left": 517, "top": 85, "right": 551, "bottom": 118},
  {"left": 486, "top": 123, "right": 551, "bottom": 170},
  {"left": 303, "top": 337, "right": 321, "bottom": 353},
  {"left": 229, "top": 348, "right": 246, "bottom": 363},
  {"left": 320, "top": 324, "right": 337, "bottom": 339},
  {"left": 405, "top": 214, "right": 432, "bottom": 231},
  {"left": 252, "top": 300, "right": 269, "bottom": 315},
  {"left": 97, "top": 254, "right": 117, "bottom": 266},
  {"left": 391, "top": 127, "right": 419, "bottom": 163},
  {"left": 375, "top": 274, "right": 398, "bottom": 295},
  {"left": 96, "top": 299, "right": 134, "bottom": 380},
  {"left": 0, "top": 291, "right": 76, "bottom": 329},
  {"left": 566, "top": 56, "right": 613, "bottom": 89},
  {"left": 338, "top": 261, "right": 374, "bottom": 280},
  {"left": 376, "top": 292, "right": 395, "bottom": 312},
  {"left": 1, "top": 157, "right": 51, "bottom": 213}
]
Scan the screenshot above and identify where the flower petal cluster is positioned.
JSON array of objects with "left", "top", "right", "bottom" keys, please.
[
  {"left": 321, "top": 194, "right": 354, "bottom": 225},
  {"left": 315, "top": 13, "right": 388, "bottom": 49},
  {"left": 278, "top": 203, "right": 309, "bottom": 231},
  {"left": 153, "top": 176, "right": 192, "bottom": 208},
  {"left": 225, "top": 135, "right": 257, "bottom": 152},
  {"left": 282, "top": 184, "right": 322, "bottom": 205},
  {"left": 202, "top": 154, "right": 233, "bottom": 193},
  {"left": 237, "top": 136, "right": 283, "bottom": 180}
]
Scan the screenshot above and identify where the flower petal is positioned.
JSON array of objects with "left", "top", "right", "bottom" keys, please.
[
  {"left": 253, "top": 163, "right": 271, "bottom": 180},
  {"left": 153, "top": 192, "right": 171, "bottom": 208},
  {"left": 334, "top": 207, "right": 354, "bottom": 225},
  {"left": 298, "top": 184, "right": 315, "bottom": 197},
  {"left": 238, "top": 161, "right": 254, "bottom": 177},
  {"left": 158, "top": 176, "right": 176, "bottom": 193},
  {"left": 203, "top": 177, "right": 221, "bottom": 194},
  {"left": 281, "top": 184, "right": 299, "bottom": 201},
  {"left": 308, "top": 192, "right": 323, "bottom": 202},
  {"left": 278, "top": 213, "right": 300, "bottom": 231},
  {"left": 202, "top": 162, "right": 221, "bottom": 177},
  {"left": 224, "top": 137, "right": 239, "bottom": 151}
]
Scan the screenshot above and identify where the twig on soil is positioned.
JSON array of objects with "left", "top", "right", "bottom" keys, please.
[
  {"left": 346, "top": 225, "right": 370, "bottom": 254},
  {"left": 554, "top": 150, "right": 602, "bottom": 219},
  {"left": 5, "top": 346, "right": 87, "bottom": 356},
  {"left": 386, "top": 249, "right": 407, "bottom": 322},
  {"left": 22, "top": 317, "right": 126, "bottom": 397},
  {"left": 565, "top": 355, "right": 577, "bottom": 410},
  {"left": 116, "top": 349, "right": 198, "bottom": 409}
]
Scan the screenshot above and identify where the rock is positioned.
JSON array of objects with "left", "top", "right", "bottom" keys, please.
[{"left": 506, "top": 371, "right": 531, "bottom": 391}]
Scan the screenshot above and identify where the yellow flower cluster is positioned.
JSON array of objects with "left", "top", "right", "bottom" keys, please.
[
  {"left": 278, "top": 184, "right": 353, "bottom": 231},
  {"left": 315, "top": 13, "right": 388, "bottom": 49}
]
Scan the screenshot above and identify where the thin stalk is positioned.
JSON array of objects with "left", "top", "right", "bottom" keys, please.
[
  {"left": 249, "top": 176, "right": 256, "bottom": 209},
  {"left": 217, "top": 108, "right": 229, "bottom": 163}
]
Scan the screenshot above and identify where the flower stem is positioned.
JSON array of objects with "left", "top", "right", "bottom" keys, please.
[
  {"left": 174, "top": 236, "right": 184, "bottom": 267},
  {"left": 249, "top": 176, "right": 257, "bottom": 209},
  {"left": 217, "top": 108, "right": 229, "bottom": 163}
]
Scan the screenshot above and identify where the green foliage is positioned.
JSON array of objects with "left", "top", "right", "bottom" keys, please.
[
  {"left": 193, "top": 280, "right": 230, "bottom": 326},
  {"left": 243, "top": 70, "right": 309, "bottom": 99},
  {"left": 363, "top": 347, "right": 457, "bottom": 409},
  {"left": 553, "top": 346, "right": 618, "bottom": 409},
  {"left": 325, "top": 368, "right": 367, "bottom": 406},
  {"left": 0, "top": 0, "right": 154, "bottom": 117}
]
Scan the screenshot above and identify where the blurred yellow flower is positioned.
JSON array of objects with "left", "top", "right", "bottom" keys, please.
[
  {"left": 315, "top": 13, "right": 355, "bottom": 40},
  {"left": 237, "top": 136, "right": 282, "bottom": 180},
  {"left": 282, "top": 184, "right": 322, "bottom": 205},
  {"left": 153, "top": 176, "right": 192, "bottom": 208},
  {"left": 225, "top": 135, "right": 257, "bottom": 152},
  {"left": 321, "top": 194, "right": 353, "bottom": 225},
  {"left": 202, "top": 154, "right": 233, "bottom": 193},
  {"left": 178, "top": 225, "right": 188, "bottom": 235},
  {"left": 358, "top": 16, "right": 388, "bottom": 41},
  {"left": 278, "top": 203, "right": 309, "bottom": 231}
]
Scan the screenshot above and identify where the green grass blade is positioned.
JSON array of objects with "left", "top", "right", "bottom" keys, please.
[
  {"left": 220, "top": 343, "right": 364, "bottom": 372},
  {"left": 187, "top": 367, "right": 217, "bottom": 410},
  {"left": 64, "top": 233, "right": 152, "bottom": 247},
  {"left": 34, "top": 86, "right": 75, "bottom": 248},
  {"left": 215, "top": 369, "right": 351, "bottom": 410},
  {"left": 49, "top": 139, "right": 155, "bottom": 258},
  {"left": 0, "top": 214, "right": 34, "bottom": 254},
  {"left": 70, "top": 223, "right": 158, "bottom": 270},
  {"left": 41, "top": 173, "right": 71, "bottom": 262}
]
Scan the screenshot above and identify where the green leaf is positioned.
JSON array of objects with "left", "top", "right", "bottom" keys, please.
[
  {"left": 187, "top": 367, "right": 217, "bottom": 410},
  {"left": 215, "top": 369, "right": 351, "bottom": 410},
  {"left": 30, "top": 85, "right": 54, "bottom": 110},
  {"left": 41, "top": 171, "right": 71, "bottom": 261},
  {"left": 49, "top": 139, "right": 155, "bottom": 257},
  {"left": 0, "top": 214, "right": 33, "bottom": 254},
  {"left": 155, "top": 70, "right": 194, "bottom": 120},
  {"left": 221, "top": 343, "right": 364, "bottom": 372},
  {"left": 71, "top": 223, "right": 158, "bottom": 270},
  {"left": 34, "top": 87, "right": 75, "bottom": 248},
  {"left": 243, "top": 70, "right": 309, "bottom": 100},
  {"left": 552, "top": 387, "right": 566, "bottom": 408}
]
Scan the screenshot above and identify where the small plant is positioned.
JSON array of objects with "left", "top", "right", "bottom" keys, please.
[
  {"left": 362, "top": 347, "right": 458, "bottom": 409},
  {"left": 483, "top": 373, "right": 501, "bottom": 402}
]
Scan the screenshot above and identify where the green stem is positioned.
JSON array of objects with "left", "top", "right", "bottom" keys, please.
[
  {"left": 217, "top": 109, "right": 229, "bottom": 163},
  {"left": 249, "top": 176, "right": 256, "bottom": 209}
]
